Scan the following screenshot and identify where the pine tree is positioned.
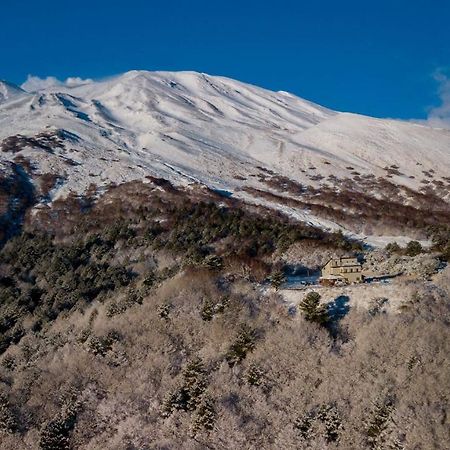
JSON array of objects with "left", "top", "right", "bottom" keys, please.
[
  {"left": 225, "top": 324, "right": 257, "bottom": 367},
  {"left": 200, "top": 298, "right": 215, "bottom": 321},
  {"left": 298, "top": 291, "right": 329, "bottom": 325},
  {"left": 366, "top": 400, "right": 395, "bottom": 448},
  {"left": 269, "top": 270, "right": 286, "bottom": 290},
  {"left": 0, "top": 393, "right": 17, "bottom": 433},
  {"left": 190, "top": 394, "right": 216, "bottom": 435},
  {"left": 316, "top": 404, "right": 343, "bottom": 443},
  {"left": 162, "top": 357, "right": 208, "bottom": 416},
  {"left": 39, "top": 400, "right": 79, "bottom": 450}
]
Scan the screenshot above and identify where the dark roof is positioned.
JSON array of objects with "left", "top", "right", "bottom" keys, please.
[{"left": 323, "top": 256, "right": 361, "bottom": 268}]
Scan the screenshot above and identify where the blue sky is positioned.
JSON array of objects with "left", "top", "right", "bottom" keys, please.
[{"left": 2, "top": 0, "right": 449, "bottom": 121}]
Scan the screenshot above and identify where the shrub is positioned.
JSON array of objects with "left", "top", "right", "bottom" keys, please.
[
  {"left": 142, "top": 270, "right": 157, "bottom": 288},
  {"left": 106, "top": 289, "right": 142, "bottom": 317},
  {"left": 106, "top": 301, "right": 127, "bottom": 318},
  {"left": 1, "top": 354, "right": 16, "bottom": 370},
  {"left": 385, "top": 242, "right": 401, "bottom": 254},
  {"left": 200, "top": 296, "right": 228, "bottom": 321},
  {"left": 104, "top": 221, "right": 135, "bottom": 243},
  {"left": 368, "top": 297, "right": 389, "bottom": 316},
  {"left": 405, "top": 240, "right": 423, "bottom": 257},
  {"left": 201, "top": 254, "right": 223, "bottom": 270},
  {"left": 246, "top": 364, "right": 264, "bottom": 386},
  {"left": 157, "top": 303, "right": 171, "bottom": 320},
  {"left": 87, "top": 330, "right": 121, "bottom": 357},
  {"left": 144, "top": 221, "right": 164, "bottom": 242},
  {"left": 429, "top": 225, "right": 450, "bottom": 261}
]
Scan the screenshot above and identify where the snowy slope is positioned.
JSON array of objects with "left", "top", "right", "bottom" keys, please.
[
  {"left": 0, "top": 70, "right": 449, "bottom": 239},
  {"left": 0, "top": 80, "right": 27, "bottom": 104}
]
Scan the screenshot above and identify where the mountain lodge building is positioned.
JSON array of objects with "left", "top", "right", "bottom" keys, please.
[{"left": 321, "top": 256, "right": 364, "bottom": 285}]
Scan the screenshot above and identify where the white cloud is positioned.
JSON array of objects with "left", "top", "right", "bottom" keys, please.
[
  {"left": 21, "top": 75, "right": 62, "bottom": 91},
  {"left": 426, "top": 69, "right": 450, "bottom": 129},
  {"left": 21, "top": 75, "right": 93, "bottom": 92},
  {"left": 65, "top": 76, "right": 93, "bottom": 87}
]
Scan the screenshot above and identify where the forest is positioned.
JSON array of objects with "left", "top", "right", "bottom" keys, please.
[{"left": 0, "top": 180, "right": 448, "bottom": 449}]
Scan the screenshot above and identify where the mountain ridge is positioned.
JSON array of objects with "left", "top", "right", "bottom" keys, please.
[{"left": 0, "top": 80, "right": 26, "bottom": 104}]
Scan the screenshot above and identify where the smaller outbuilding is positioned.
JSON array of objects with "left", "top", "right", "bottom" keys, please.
[{"left": 321, "top": 256, "right": 364, "bottom": 285}]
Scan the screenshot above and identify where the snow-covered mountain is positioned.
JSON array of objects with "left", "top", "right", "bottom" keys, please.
[{"left": 1, "top": 70, "right": 450, "bottom": 242}]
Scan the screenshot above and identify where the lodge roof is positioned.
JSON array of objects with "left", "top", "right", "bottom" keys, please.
[{"left": 323, "top": 256, "right": 361, "bottom": 267}]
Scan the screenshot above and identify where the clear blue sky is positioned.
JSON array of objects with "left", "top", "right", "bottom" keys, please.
[{"left": 2, "top": 0, "right": 449, "bottom": 120}]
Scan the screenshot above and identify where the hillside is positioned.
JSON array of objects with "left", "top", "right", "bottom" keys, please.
[
  {"left": 0, "top": 179, "right": 448, "bottom": 449},
  {"left": 0, "top": 70, "right": 449, "bottom": 449},
  {"left": 1, "top": 71, "right": 450, "bottom": 243}
]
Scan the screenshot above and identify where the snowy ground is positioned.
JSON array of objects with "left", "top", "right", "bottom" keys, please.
[
  {"left": 279, "top": 278, "right": 415, "bottom": 314},
  {"left": 283, "top": 274, "right": 321, "bottom": 289}
]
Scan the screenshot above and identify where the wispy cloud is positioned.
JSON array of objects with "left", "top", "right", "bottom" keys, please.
[
  {"left": 21, "top": 75, "right": 93, "bottom": 92},
  {"left": 65, "top": 76, "right": 94, "bottom": 87},
  {"left": 426, "top": 69, "right": 450, "bottom": 129}
]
